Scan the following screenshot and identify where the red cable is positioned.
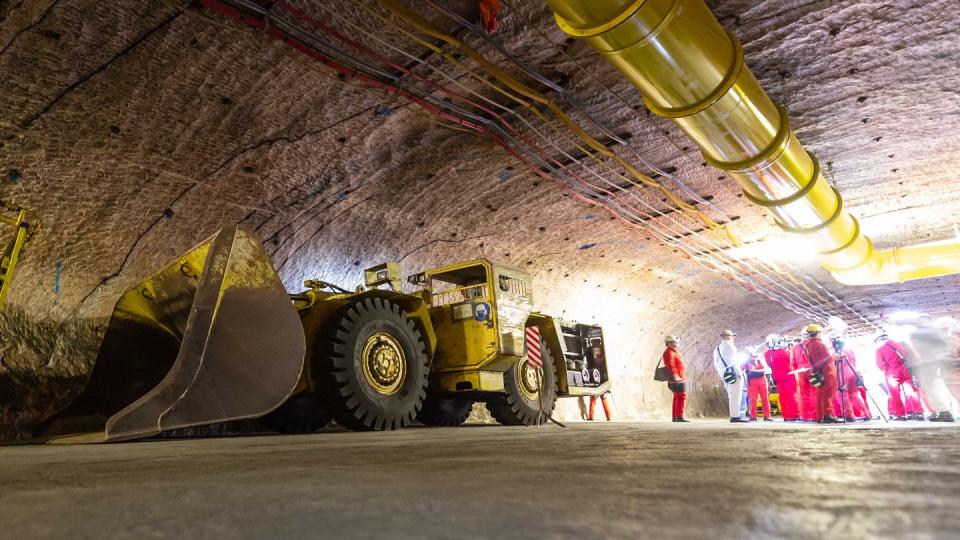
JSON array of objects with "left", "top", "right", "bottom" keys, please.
[
  {"left": 199, "top": 0, "right": 488, "bottom": 133},
  {"left": 273, "top": 0, "right": 522, "bottom": 138}
]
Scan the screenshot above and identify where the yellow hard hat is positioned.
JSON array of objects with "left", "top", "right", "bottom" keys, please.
[{"left": 805, "top": 323, "right": 823, "bottom": 334}]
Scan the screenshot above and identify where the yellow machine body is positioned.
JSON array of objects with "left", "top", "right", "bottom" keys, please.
[
  {"left": 412, "top": 259, "right": 611, "bottom": 399},
  {"left": 418, "top": 259, "right": 539, "bottom": 394},
  {"left": 37, "top": 230, "right": 608, "bottom": 443}
]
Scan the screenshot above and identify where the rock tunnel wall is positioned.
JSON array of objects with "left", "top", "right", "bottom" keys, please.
[{"left": 1, "top": 0, "right": 958, "bottom": 438}]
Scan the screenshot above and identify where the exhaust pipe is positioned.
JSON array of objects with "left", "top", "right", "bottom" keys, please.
[{"left": 544, "top": 0, "right": 960, "bottom": 285}]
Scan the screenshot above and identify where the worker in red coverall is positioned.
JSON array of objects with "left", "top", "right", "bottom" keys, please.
[
  {"left": 875, "top": 334, "right": 924, "bottom": 420},
  {"left": 663, "top": 335, "right": 689, "bottom": 423},
  {"left": 743, "top": 348, "right": 772, "bottom": 421},
  {"left": 766, "top": 334, "right": 800, "bottom": 422},
  {"left": 793, "top": 330, "right": 817, "bottom": 422},
  {"left": 803, "top": 325, "right": 840, "bottom": 423},
  {"left": 830, "top": 338, "right": 869, "bottom": 421}
]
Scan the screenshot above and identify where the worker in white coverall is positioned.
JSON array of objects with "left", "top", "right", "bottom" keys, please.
[
  {"left": 713, "top": 329, "right": 745, "bottom": 422},
  {"left": 910, "top": 320, "right": 959, "bottom": 422}
]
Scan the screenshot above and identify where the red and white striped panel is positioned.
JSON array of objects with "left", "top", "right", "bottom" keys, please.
[{"left": 525, "top": 326, "right": 543, "bottom": 369}]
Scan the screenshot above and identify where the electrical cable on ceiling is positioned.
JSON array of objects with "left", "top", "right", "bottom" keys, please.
[
  {"left": 423, "top": 0, "right": 879, "bottom": 332},
  {"left": 200, "top": 0, "right": 878, "bottom": 334},
  {"left": 373, "top": 0, "right": 730, "bottom": 239},
  {"left": 345, "top": 0, "right": 873, "bottom": 329},
  {"left": 497, "top": 1, "right": 879, "bottom": 332},
  {"left": 426, "top": 0, "right": 723, "bottom": 214},
  {"left": 298, "top": 0, "right": 864, "bottom": 330}
]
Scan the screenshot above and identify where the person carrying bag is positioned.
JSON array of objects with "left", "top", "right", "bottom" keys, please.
[
  {"left": 660, "top": 335, "right": 689, "bottom": 423},
  {"left": 803, "top": 324, "right": 840, "bottom": 423},
  {"left": 713, "top": 329, "right": 744, "bottom": 422}
]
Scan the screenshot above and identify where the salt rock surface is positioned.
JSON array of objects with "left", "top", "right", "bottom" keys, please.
[{"left": 0, "top": 0, "right": 957, "bottom": 437}]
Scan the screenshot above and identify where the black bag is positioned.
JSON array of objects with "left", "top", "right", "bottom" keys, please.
[
  {"left": 668, "top": 380, "right": 688, "bottom": 393},
  {"left": 654, "top": 358, "right": 670, "bottom": 382},
  {"left": 717, "top": 347, "right": 737, "bottom": 384},
  {"left": 803, "top": 343, "right": 826, "bottom": 388}
]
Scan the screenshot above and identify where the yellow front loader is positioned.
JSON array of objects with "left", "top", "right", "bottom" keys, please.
[{"left": 36, "top": 227, "right": 610, "bottom": 442}]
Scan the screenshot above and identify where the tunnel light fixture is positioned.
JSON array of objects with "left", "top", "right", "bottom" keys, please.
[
  {"left": 887, "top": 310, "right": 926, "bottom": 322},
  {"left": 827, "top": 315, "right": 848, "bottom": 334}
]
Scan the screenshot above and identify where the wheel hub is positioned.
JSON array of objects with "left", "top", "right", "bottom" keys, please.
[
  {"left": 361, "top": 332, "right": 406, "bottom": 395},
  {"left": 518, "top": 359, "right": 541, "bottom": 401}
]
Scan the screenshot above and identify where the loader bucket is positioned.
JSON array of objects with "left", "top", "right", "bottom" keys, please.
[{"left": 36, "top": 226, "right": 305, "bottom": 443}]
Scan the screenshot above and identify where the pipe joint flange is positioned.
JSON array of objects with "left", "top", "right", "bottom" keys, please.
[
  {"left": 643, "top": 31, "right": 745, "bottom": 119},
  {"left": 818, "top": 215, "right": 862, "bottom": 257},
  {"left": 595, "top": 0, "right": 682, "bottom": 56},
  {"left": 773, "top": 185, "right": 845, "bottom": 235},
  {"left": 552, "top": 0, "right": 646, "bottom": 38},
  {"left": 742, "top": 154, "right": 820, "bottom": 208},
  {"left": 704, "top": 106, "right": 791, "bottom": 173},
  {"left": 819, "top": 236, "right": 876, "bottom": 273}
]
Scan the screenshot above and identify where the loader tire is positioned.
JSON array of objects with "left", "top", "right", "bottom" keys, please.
[
  {"left": 486, "top": 345, "right": 559, "bottom": 426},
  {"left": 417, "top": 397, "right": 473, "bottom": 427},
  {"left": 314, "top": 297, "right": 428, "bottom": 431},
  {"left": 261, "top": 392, "right": 331, "bottom": 434}
]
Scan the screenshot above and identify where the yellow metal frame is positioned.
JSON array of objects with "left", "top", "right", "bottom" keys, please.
[
  {"left": 293, "top": 258, "right": 583, "bottom": 398},
  {"left": 434, "top": 370, "right": 507, "bottom": 393},
  {"left": 546, "top": 0, "right": 960, "bottom": 285},
  {"left": 424, "top": 259, "right": 504, "bottom": 378},
  {"left": 1, "top": 201, "right": 40, "bottom": 310},
  {"left": 421, "top": 258, "right": 552, "bottom": 394}
]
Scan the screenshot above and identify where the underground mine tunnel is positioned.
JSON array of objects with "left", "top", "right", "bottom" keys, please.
[{"left": 1, "top": 0, "right": 959, "bottom": 538}]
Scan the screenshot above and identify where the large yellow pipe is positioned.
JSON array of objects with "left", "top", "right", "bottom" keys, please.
[{"left": 545, "top": 0, "right": 960, "bottom": 285}]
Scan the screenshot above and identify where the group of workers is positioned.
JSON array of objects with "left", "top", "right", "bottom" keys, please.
[{"left": 660, "top": 320, "right": 960, "bottom": 423}]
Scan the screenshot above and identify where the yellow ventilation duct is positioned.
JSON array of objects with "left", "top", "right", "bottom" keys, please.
[{"left": 544, "top": 0, "right": 960, "bottom": 285}]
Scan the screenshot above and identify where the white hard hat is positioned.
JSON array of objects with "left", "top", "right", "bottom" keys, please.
[
  {"left": 765, "top": 334, "right": 779, "bottom": 347},
  {"left": 720, "top": 329, "right": 736, "bottom": 338},
  {"left": 664, "top": 335, "right": 680, "bottom": 344}
]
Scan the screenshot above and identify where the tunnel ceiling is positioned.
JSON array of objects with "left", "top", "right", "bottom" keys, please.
[{"left": 1, "top": 0, "right": 958, "bottom": 430}]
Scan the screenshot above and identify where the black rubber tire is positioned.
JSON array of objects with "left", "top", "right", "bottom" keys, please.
[
  {"left": 260, "top": 392, "right": 331, "bottom": 434},
  {"left": 313, "top": 297, "right": 429, "bottom": 431},
  {"left": 417, "top": 397, "right": 473, "bottom": 427},
  {"left": 486, "top": 345, "right": 559, "bottom": 426}
]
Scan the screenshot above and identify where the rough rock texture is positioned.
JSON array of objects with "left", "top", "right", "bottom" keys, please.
[{"left": 1, "top": 0, "right": 958, "bottom": 436}]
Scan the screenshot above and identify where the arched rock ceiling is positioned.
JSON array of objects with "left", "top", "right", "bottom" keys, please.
[{"left": 1, "top": 0, "right": 958, "bottom": 434}]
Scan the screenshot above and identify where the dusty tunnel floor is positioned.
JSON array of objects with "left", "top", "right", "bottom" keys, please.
[{"left": 1, "top": 421, "right": 958, "bottom": 539}]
